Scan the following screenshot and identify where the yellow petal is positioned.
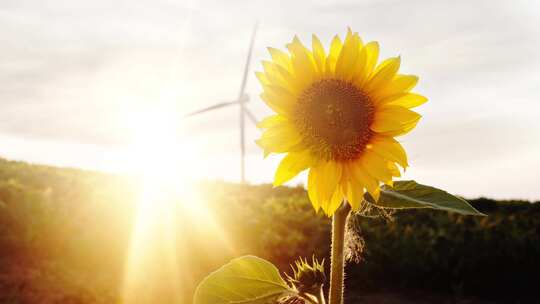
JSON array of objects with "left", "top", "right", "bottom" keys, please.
[
  {"left": 335, "top": 32, "right": 360, "bottom": 81},
  {"left": 267, "top": 47, "right": 292, "bottom": 71},
  {"left": 307, "top": 167, "right": 320, "bottom": 212},
  {"left": 381, "top": 93, "right": 428, "bottom": 109},
  {"left": 367, "top": 135, "right": 408, "bottom": 168},
  {"left": 370, "top": 105, "right": 421, "bottom": 133},
  {"left": 328, "top": 187, "right": 345, "bottom": 216},
  {"left": 364, "top": 56, "right": 401, "bottom": 93},
  {"left": 271, "top": 63, "right": 303, "bottom": 94},
  {"left": 312, "top": 34, "right": 326, "bottom": 76},
  {"left": 345, "top": 27, "right": 353, "bottom": 41},
  {"left": 273, "top": 150, "right": 312, "bottom": 186},
  {"left": 361, "top": 150, "right": 393, "bottom": 184},
  {"left": 379, "top": 119, "right": 420, "bottom": 137},
  {"left": 287, "top": 36, "right": 316, "bottom": 85},
  {"left": 255, "top": 71, "right": 270, "bottom": 86},
  {"left": 261, "top": 61, "right": 292, "bottom": 91},
  {"left": 262, "top": 61, "right": 302, "bottom": 95},
  {"left": 387, "top": 161, "right": 401, "bottom": 177},
  {"left": 262, "top": 83, "right": 295, "bottom": 98},
  {"left": 354, "top": 30, "right": 364, "bottom": 49},
  {"left": 256, "top": 123, "right": 302, "bottom": 156},
  {"left": 256, "top": 114, "right": 287, "bottom": 129},
  {"left": 375, "top": 74, "right": 419, "bottom": 100},
  {"left": 325, "top": 35, "right": 343, "bottom": 77},
  {"left": 344, "top": 175, "right": 364, "bottom": 211},
  {"left": 355, "top": 41, "right": 379, "bottom": 87},
  {"left": 260, "top": 85, "right": 296, "bottom": 116},
  {"left": 350, "top": 43, "right": 367, "bottom": 84},
  {"left": 364, "top": 42, "right": 380, "bottom": 75},
  {"left": 351, "top": 160, "right": 380, "bottom": 201},
  {"left": 313, "top": 161, "right": 343, "bottom": 212},
  {"left": 260, "top": 93, "right": 288, "bottom": 116}
]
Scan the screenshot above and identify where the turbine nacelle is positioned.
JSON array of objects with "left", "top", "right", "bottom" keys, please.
[{"left": 239, "top": 94, "right": 250, "bottom": 103}]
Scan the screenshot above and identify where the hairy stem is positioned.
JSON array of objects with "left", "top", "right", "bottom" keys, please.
[{"left": 328, "top": 202, "right": 351, "bottom": 304}]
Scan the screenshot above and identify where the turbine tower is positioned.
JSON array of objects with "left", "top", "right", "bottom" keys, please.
[{"left": 184, "top": 23, "right": 258, "bottom": 183}]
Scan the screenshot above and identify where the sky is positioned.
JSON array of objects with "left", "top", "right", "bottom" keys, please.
[{"left": 1, "top": 0, "right": 539, "bottom": 200}]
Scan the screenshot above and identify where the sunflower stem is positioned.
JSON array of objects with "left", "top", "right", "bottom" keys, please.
[{"left": 328, "top": 202, "right": 351, "bottom": 304}]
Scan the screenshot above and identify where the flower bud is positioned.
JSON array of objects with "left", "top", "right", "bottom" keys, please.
[{"left": 287, "top": 257, "right": 325, "bottom": 295}]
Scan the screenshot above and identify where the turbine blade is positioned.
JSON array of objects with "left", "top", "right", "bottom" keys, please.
[
  {"left": 244, "top": 108, "right": 258, "bottom": 125},
  {"left": 183, "top": 101, "right": 239, "bottom": 118},
  {"left": 237, "top": 22, "right": 258, "bottom": 100}
]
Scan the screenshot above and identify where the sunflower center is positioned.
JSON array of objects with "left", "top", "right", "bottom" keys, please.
[{"left": 294, "top": 79, "right": 374, "bottom": 161}]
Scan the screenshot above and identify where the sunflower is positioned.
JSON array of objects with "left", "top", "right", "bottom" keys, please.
[{"left": 256, "top": 29, "right": 427, "bottom": 215}]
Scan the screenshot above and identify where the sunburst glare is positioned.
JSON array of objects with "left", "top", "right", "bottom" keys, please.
[{"left": 120, "top": 107, "right": 233, "bottom": 303}]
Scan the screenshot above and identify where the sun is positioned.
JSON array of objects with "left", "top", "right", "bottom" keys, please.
[
  {"left": 119, "top": 106, "right": 233, "bottom": 303},
  {"left": 123, "top": 108, "right": 188, "bottom": 186}
]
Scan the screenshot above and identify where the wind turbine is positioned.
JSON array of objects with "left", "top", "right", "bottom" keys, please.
[{"left": 184, "top": 23, "right": 259, "bottom": 184}]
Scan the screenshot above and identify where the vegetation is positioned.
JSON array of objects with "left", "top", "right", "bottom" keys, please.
[{"left": 0, "top": 158, "right": 537, "bottom": 303}]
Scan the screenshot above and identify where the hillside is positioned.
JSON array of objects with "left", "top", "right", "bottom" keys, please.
[{"left": 0, "top": 158, "right": 538, "bottom": 303}]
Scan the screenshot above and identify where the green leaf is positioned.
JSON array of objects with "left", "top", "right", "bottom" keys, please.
[
  {"left": 194, "top": 255, "right": 295, "bottom": 304},
  {"left": 366, "top": 180, "right": 485, "bottom": 216}
]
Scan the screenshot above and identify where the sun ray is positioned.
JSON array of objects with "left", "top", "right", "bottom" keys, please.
[{"left": 119, "top": 107, "right": 234, "bottom": 303}]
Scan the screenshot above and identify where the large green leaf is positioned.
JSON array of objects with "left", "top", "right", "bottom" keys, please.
[
  {"left": 366, "top": 180, "right": 485, "bottom": 216},
  {"left": 194, "top": 255, "right": 295, "bottom": 304}
]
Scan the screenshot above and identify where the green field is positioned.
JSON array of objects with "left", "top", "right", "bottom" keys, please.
[{"left": 0, "top": 158, "right": 537, "bottom": 303}]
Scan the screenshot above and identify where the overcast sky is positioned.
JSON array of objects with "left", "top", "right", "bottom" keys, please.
[{"left": 1, "top": 0, "right": 539, "bottom": 200}]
